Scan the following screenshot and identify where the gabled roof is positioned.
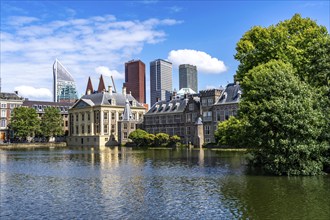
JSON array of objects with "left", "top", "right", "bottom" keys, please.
[{"left": 215, "top": 83, "right": 242, "bottom": 105}]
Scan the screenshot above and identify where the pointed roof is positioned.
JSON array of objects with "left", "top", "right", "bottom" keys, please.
[
  {"left": 122, "top": 99, "right": 133, "bottom": 121},
  {"left": 97, "top": 75, "right": 106, "bottom": 93},
  {"left": 85, "top": 77, "right": 94, "bottom": 95}
]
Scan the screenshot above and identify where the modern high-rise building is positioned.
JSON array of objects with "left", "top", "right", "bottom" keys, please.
[
  {"left": 53, "top": 59, "right": 78, "bottom": 103},
  {"left": 150, "top": 59, "right": 172, "bottom": 107},
  {"left": 123, "top": 60, "right": 146, "bottom": 104},
  {"left": 179, "top": 64, "right": 198, "bottom": 93}
]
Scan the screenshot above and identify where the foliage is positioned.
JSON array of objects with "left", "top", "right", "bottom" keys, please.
[
  {"left": 168, "top": 135, "right": 181, "bottom": 148},
  {"left": 10, "top": 107, "right": 40, "bottom": 141},
  {"left": 40, "top": 107, "right": 64, "bottom": 139},
  {"left": 128, "top": 129, "right": 150, "bottom": 147},
  {"left": 154, "top": 133, "right": 170, "bottom": 147},
  {"left": 239, "top": 60, "right": 328, "bottom": 175},
  {"left": 235, "top": 13, "right": 330, "bottom": 90},
  {"left": 215, "top": 116, "right": 246, "bottom": 147}
]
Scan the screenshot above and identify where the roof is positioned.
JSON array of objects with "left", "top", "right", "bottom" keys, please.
[
  {"left": 177, "top": 88, "right": 197, "bottom": 95},
  {"left": 23, "top": 100, "right": 73, "bottom": 108},
  {"left": 53, "top": 59, "right": 75, "bottom": 82},
  {"left": 0, "top": 92, "right": 23, "bottom": 100},
  {"left": 215, "top": 83, "right": 242, "bottom": 105},
  {"left": 72, "top": 91, "right": 145, "bottom": 109},
  {"left": 97, "top": 75, "right": 106, "bottom": 93},
  {"left": 85, "top": 77, "right": 94, "bottom": 95},
  {"left": 146, "top": 96, "right": 200, "bottom": 115}
]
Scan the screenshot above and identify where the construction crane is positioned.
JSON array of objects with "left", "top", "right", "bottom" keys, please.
[{"left": 111, "top": 75, "right": 117, "bottom": 93}]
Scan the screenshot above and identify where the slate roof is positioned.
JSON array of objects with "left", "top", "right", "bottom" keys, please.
[
  {"left": 146, "top": 96, "right": 200, "bottom": 115},
  {"left": 0, "top": 92, "right": 23, "bottom": 100},
  {"left": 72, "top": 91, "right": 145, "bottom": 109},
  {"left": 216, "top": 83, "right": 242, "bottom": 105}
]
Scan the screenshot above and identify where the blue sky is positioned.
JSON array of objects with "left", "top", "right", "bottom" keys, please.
[{"left": 1, "top": 0, "right": 329, "bottom": 105}]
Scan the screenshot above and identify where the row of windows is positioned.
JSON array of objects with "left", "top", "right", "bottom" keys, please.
[
  {"left": 0, "top": 103, "right": 21, "bottom": 109},
  {"left": 72, "top": 124, "right": 116, "bottom": 135},
  {"left": 202, "top": 98, "right": 214, "bottom": 106},
  {"left": 73, "top": 111, "right": 143, "bottom": 122}
]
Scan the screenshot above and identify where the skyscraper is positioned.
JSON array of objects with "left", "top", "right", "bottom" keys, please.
[
  {"left": 150, "top": 59, "right": 172, "bottom": 106},
  {"left": 179, "top": 64, "right": 198, "bottom": 93},
  {"left": 53, "top": 59, "right": 78, "bottom": 103},
  {"left": 123, "top": 60, "right": 146, "bottom": 103}
]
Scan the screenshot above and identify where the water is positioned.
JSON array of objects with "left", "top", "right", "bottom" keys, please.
[{"left": 0, "top": 147, "right": 329, "bottom": 219}]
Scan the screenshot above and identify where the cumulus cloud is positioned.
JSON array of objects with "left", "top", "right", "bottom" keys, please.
[
  {"left": 95, "top": 66, "right": 124, "bottom": 80},
  {"left": 1, "top": 14, "right": 181, "bottom": 100},
  {"left": 168, "top": 49, "right": 227, "bottom": 74},
  {"left": 14, "top": 86, "right": 52, "bottom": 100}
]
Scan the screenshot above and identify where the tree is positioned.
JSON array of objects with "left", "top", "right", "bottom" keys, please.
[
  {"left": 168, "top": 135, "right": 181, "bottom": 148},
  {"left": 128, "top": 129, "right": 150, "bottom": 147},
  {"left": 154, "top": 133, "right": 170, "bottom": 147},
  {"left": 215, "top": 116, "right": 246, "bottom": 148},
  {"left": 235, "top": 14, "right": 329, "bottom": 90},
  {"left": 239, "top": 60, "right": 328, "bottom": 175},
  {"left": 40, "top": 107, "right": 64, "bottom": 141},
  {"left": 10, "top": 107, "right": 40, "bottom": 141}
]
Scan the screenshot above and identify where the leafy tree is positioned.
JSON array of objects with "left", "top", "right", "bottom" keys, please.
[
  {"left": 128, "top": 129, "right": 150, "bottom": 147},
  {"left": 235, "top": 13, "right": 329, "bottom": 90},
  {"left": 215, "top": 116, "right": 246, "bottom": 148},
  {"left": 239, "top": 60, "right": 328, "bottom": 175},
  {"left": 154, "top": 133, "right": 170, "bottom": 147},
  {"left": 40, "top": 107, "right": 64, "bottom": 140},
  {"left": 10, "top": 107, "right": 40, "bottom": 141},
  {"left": 145, "top": 133, "right": 155, "bottom": 146},
  {"left": 168, "top": 135, "right": 181, "bottom": 148}
]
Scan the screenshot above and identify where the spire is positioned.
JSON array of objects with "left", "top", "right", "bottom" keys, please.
[
  {"left": 85, "top": 77, "right": 94, "bottom": 95},
  {"left": 97, "top": 74, "right": 106, "bottom": 93},
  {"left": 122, "top": 99, "right": 133, "bottom": 121}
]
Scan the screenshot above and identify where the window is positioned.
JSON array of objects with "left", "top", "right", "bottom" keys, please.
[
  {"left": 96, "top": 125, "right": 100, "bottom": 134},
  {"left": 1, "top": 110, "right": 6, "bottom": 117},
  {"left": 131, "top": 123, "right": 135, "bottom": 129},
  {"left": 208, "top": 98, "right": 213, "bottom": 106},
  {"left": 76, "top": 126, "right": 79, "bottom": 134},
  {"left": 202, "top": 99, "right": 207, "bottom": 106},
  {"left": 111, "top": 125, "right": 115, "bottom": 133},
  {"left": 65, "top": 121, "right": 68, "bottom": 127},
  {"left": 1, "top": 119, "right": 6, "bottom": 127},
  {"left": 87, "top": 125, "right": 91, "bottom": 134},
  {"left": 123, "top": 123, "right": 127, "bottom": 129},
  {"left": 186, "top": 127, "right": 191, "bottom": 135},
  {"left": 205, "top": 125, "right": 210, "bottom": 135},
  {"left": 203, "top": 111, "right": 212, "bottom": 121},
  {"left": 124, "top": 132, "right": 128, "bottom": 139},
  {"left": 76, "top": 114, "right": 78, "bottom": 121},
  {"left": 189, "top": 103, "right": 194, "bottom": 111},
  {"left": 81, "top": 125, "right": 85, "bottom": 134},
  {"left": 81, "top": 113, "right": 85, "bottom": 121},
  {"left": 87, "top": 112, "right": 90, "bottom": 121},
  {"left": 104, "top": 125, "right": 108, "bottom": 134},
  {"left": 1, "top": 103, "right": 6, "bottom": 108},
  {"left": 111, "top": 112, "right": 115, "bottom": 120},
  {"left": 186, "top": 113, "right": 192, "bottom": 122},
  {"left": 10, "top": 104, "right": 15, "bottom": 109},
  {"left": 104, "top": 111, "right": 108, "bottom": 120}
]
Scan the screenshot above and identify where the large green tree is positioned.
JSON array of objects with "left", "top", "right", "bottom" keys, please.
[
  {"left": 10, "top": 107, "right": 40, "bottom": 141},
  {"left": 40, "top": 107, "right": 64, "bottom": 140},
  {"left": 235, "top": 13, "right": 330, "bottom": 90},
  {"left": 215, "top": 116, "right": 246, "bottom": 148},
  {"left": 128, "top": 129, "right": 150, "bottom": 147},
  {"left": 240, "top": 60, "right": 328, "bottom": 175}
]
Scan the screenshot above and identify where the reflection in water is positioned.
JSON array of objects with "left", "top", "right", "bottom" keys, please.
[{"left": 0, "top": 148, "right": 329, "bottom": 219}]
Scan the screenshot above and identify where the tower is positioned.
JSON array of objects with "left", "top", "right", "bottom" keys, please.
[
  {"left": 150, "top": 59, "right": 172, "bottom": 106},
  {"left": 123, "top": 60, "right": 146, "bottom": 103},
  {"left": 53, "top": 59, "right": 78, "bottom": 103},
  {"left": 179, "top": 64, "right": 198, "bottom": 93}
]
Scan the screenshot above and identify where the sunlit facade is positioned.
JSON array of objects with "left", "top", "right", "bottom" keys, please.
[{"left": 53, "top": 59, "right": 78, "bottom": 103}]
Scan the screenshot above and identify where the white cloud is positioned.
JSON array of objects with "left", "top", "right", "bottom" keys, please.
[
  {"left": 1, "top": 14, "right": 181, "bottom": 100},
  {"left": 14, "top": 86, "right": 52, "bottom": 100},
  {"left": 168, "top": 49, "right": 227, "bottom": 74},
  {"left": 95, "top": 66, "right": 124, "bottom": 80}
]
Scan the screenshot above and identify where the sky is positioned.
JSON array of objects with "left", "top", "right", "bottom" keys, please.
[{"left": 1, "top": 0, "right": 329, "bottom": 106}]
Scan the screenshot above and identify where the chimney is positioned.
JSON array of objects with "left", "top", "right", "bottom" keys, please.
[
  {"left": 108, "top": 86, "right": 113, "bottom": 95},
  {"left": 122, "top": 86, "right": 126, "bottom": 95},
  {"left": 87, "top": 89, "right": 91, "bottom": 95}
]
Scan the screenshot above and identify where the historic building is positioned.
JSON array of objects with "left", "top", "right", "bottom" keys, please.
[
  {"left": 143, "top": 82, "right": 242, "bottom": 146},
  {"left": 118, "top": 99, "right": 139, "bottom": 145},
  {"left": 0, "top": 92, "right": 24, "bottom": 142},
  {"left": 150, "top": 59, "right": 173, "bottom": 106},
  {"left": 179, "top": 64, "right": 198, "bottom": 93},
  {"left": 53, "top": 59, "right": 78, "bottom": 103},
  {"left": 123, "top": 60, "right": 146, "bottom": 104},
  {"left": 22, "top": 100, "right": 73, "bottom": 136},
  {"left": 67, "top": 76, "right": 146, "bottom": 147}
]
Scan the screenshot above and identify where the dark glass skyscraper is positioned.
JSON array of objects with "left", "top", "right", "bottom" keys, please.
[
  {"left": 150, "top": 59, "right": 172, "bottom": 107},
  {"left": 179, "top": 64, "right": 198, "bottom": 93},
  {"left": 53, "top": 59, "right": 78, "bottom": 103},
  {"left": 123, "top": 60, "right": 146, "bottom": 104}
]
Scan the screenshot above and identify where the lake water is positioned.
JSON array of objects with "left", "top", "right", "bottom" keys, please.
[{"left": 1, "top": 147, "right": 329, "bottom": 219}]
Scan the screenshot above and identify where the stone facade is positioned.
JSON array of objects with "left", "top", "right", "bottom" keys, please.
[{"left": 67, "top": 78, "right": 145, "bottom": 147}]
